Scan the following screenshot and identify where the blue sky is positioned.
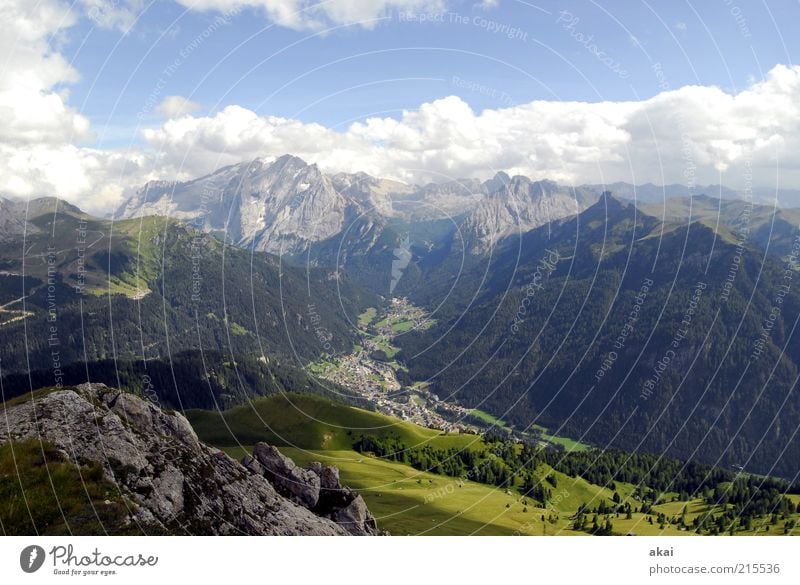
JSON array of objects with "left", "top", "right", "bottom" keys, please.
[{"left": 63, "top": 0, "right": 798, "bottom": 147}]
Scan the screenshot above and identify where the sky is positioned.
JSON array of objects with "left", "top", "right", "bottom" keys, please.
[{"left": 2, "top": 0, "right": 800, "bottom": 213}]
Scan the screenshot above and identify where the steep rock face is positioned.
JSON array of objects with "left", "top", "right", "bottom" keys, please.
[
  {"left": 116, "top": 155, "right": 352, "bottom": 255},
  {"left": 0, "top": 197, "right": 36, "bottom": 241},
  {"left": 230, "top": 156, "right": 349, "bottom": 254},
  {"left": 0, "top": 384, "right": 377, "bottom": 535},
  {"left": 460, "top": 177, "right": 596, "bottom": 251},
  {"left": 331, "top": 171, "right": 413, "bottom": 218},
  {"left": 392, "top": 178, "right": 487, "bottom": 220},
  {"left": 245, "top": 443, "right": 322, "bottom": 509},
  {"left": 114, "top": 156, "right": 599, "bottom": 258}
]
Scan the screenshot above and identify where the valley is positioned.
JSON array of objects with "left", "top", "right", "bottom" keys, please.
[
  {"left": 3, "top": 2, "right": 800, "bottom": 570},
  {"left": 309, "top": 297, "right": 584, "bottom": 448},
  {"left": 309, "top": 298, "right": 473, "bottom": 432}
]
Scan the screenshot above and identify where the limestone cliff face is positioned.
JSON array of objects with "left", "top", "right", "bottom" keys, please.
[
  {"left": 460, "top": 178, "right": 596, "bottom": 251},
  {"left": 114, "top": 155, "right": 601, "bottom": 257},
  {"left": 116, "top": 155, "right": 352, "bottom": 256},
  {"left": 0, "top": 384, "right": 378, "bottom": 536}
]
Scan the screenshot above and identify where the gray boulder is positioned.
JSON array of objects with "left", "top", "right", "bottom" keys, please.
[
  {"left": 244, "top": 443, "right": 379, "bottom": 535},
  {"left": 251, "top": 443, "right": 321, "bottom": 509}
]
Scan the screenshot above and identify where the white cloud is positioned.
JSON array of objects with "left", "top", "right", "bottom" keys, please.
[
  {"left": 138, "top": 65, "right": 800, "bottom": 199},
  {"left": 0, "top": 0, "right": 152, "bottom": 210},
  {"left": 80, "top": 0, "right": 145, "bottom": 32},
  {"left": 172, "top": 0, "right": 447, "bottom": 30},
  {"left": 0, "top": 144, "right": 147, "bottom": 207},
  {"left": 0, "top": 0, "right": 89, "bottom": 146},
  {"left": 156, "top": 96, "right": 203, "bottom": 118}
]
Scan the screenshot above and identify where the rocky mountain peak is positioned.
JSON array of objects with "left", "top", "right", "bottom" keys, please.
[
  {"left": 114, "top": 155, "right": 605, "bottom": 257},
  {"left": 461, "top": 177, "right": 592, "bottom": 251},
  {"left": 590, "top": 190, "right": 630, "bottom": 215},
  {"left": 483, "top": 171, "right": 511, "bottom": 194},
  {"left": 270, "top": 153, "right": 308, "bottom": 171}
]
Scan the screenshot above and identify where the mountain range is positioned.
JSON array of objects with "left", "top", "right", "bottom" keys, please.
[
  {"left": 1, "top": 155, "right": 799, "bottom": 480},
  {"left": 113, "top": 155, "right": 798, "bottom": 293},
  {"left": 116, "top": 154, "right": 797, "bottom": 250}
]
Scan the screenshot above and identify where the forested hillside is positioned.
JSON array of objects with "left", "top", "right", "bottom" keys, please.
[{"left": 396, "top": 195, "right": 800, "bottom": 478}]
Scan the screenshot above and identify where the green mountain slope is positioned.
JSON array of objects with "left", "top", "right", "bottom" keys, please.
[
  {"left": 395, "top": 194, "right": 800, "bottom": 478},
  {"left": 187, "top": 393, "right": 800, "bottom": 536},
  {"left": 186, "top": 392, "right": 480, "bottom": 450},
  {"left": 0, "top": 199, "right": 375, "bottom": 408}
]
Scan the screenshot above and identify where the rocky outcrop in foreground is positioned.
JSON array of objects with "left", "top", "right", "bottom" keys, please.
[
  {"left": 243, "top": 443, "right": 377, "bottom": 535},
  {"left": 0, "top": 384, "right": 378, "bottom": 535}
]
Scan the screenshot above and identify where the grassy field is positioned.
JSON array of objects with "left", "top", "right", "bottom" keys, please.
[
  {"left": 6, "top": 388, "right": 796, "bottom": 537},
  {"left": 531, "top": 425, "right": 591, "bottom": 453},
  {"left": 187, "top": 393, "right": 798, "bottom": 537},
  {"left": 186, "top": 393, "right": 484, "bottom": 452},
  {"left": 284, "top": 448, "right": 567, "bottom": 535},
  {"left": 0, "top": 202, "right": 167, "bottom": 299},
  {"left": 372, "top": 337, "right": 400, "bottom": 359},
  {"left": 470, "top": 408, "right": 508, "bottom": 427},
  {"left": 0, "top": 439, "right": 135, "bottom": 535},
  {"left": 358, "top": 307, "right": 377, "bottom": 328},
  {"left": 468, "top": 410, "right": 589, "bottom": 452},
  {"left": 221, "top": 445, "right": 694, "bottom": 536},
  {"left": 390, "top": 319, "right": 415, "bottom": 333}
]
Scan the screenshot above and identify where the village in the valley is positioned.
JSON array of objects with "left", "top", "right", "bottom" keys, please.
[{"left": 311, "top": 297, "right": 481, "bottom": 434}]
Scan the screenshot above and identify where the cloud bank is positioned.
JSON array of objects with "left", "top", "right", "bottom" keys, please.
[
  {"left": 173, "top": 0, "right": 447, "bottom": 30},
  {"left": 140, "top": 64, "right": 800, "bottom": 204}
]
